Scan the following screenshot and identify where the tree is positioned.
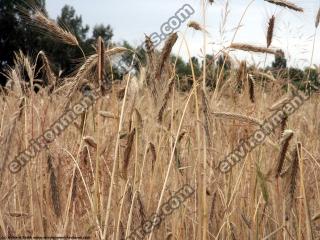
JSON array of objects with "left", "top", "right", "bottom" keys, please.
[
  {"left": 48, "top": 6, "right": 114, "bottom": 76},
  {"left": 187, "top": 57, "right": 201, "bottom": 77},
  {"left": 47, "top": 5, "right": 90, "bottom": 75},
  {"left": 0, "top": 0, "right": 45, "bottom": 84},
  {"left": 0, "top": 2, "right": 115, "bottom": 82},
  {"left": 91, "top": 24, "right": 113, "bottom": 43},
  {"left": 272, "top": 50, "right": 287, "bottom": 69}
]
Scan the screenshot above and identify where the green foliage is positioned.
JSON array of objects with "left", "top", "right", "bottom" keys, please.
[
  {"left": 174, "top": 56, "right": 200, "bottom": 78},
  {"left": 272, "top": 50, "right": 287, "bottom": 69},
  {"left": 0, "top": 0, "right": 45, "bottom": 83},
  {"left": 0, "top": 1, "right": 114, "bottom": 82},
  {"left": 203, "top": 54, "right": 216, "bottom": 89},
  {"left": 91, "top": 24, "right": 113, "bottom": 43},
  {"left": 46, "top": 5, "right": 92, "bottom": 75},
  {"left": 0, "top": 0, "right": 318, "bottom": 91}
]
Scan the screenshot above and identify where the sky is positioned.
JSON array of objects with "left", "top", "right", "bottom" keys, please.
[{"left": 46, "top": 0, "right": 320, "bottom": 67}]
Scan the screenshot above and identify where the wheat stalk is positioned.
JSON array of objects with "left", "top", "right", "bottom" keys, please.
[{"left": 201, "top": 89, "right": 212, "bottom": 146}]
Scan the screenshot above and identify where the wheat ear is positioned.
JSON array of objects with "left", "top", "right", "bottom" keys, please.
[
  {"left": 275, "top": 130, "right": 294, "bottom": 178},
  {"left": 230, "top": 43, "right": 280, "bottom": 55},
  {"left": 286, "top": 142, "right": 301, "bottom": 219},
  {"left": 267, "top": 15, "right": 275, "bottom": 48},
  {"left": 211, "top": 112, "right": 263, "bottom": 126},
  {"left": 264, "top": 0, "right": 303, "bottom": 12},
  {"left": 316, "top": 8, "right": 320, "bottom": 28},
  {"left": 31, "top": 10, "right": 79, "bottom": 46}
]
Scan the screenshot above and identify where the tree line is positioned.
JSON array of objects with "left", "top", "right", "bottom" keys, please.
[{"left": 0, "top": 0, "right": 318, "bottom": 90}]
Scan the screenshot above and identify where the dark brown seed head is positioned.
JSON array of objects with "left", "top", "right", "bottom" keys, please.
[
  {"left": 267, "top": 15, "right": 275, "bottom": 48},
  {"left": 264, "top": 0, "right": 303, "bottom": 12},
  {"left": 316, "top": 8, "right": 320, "bottom": 28},
  {"left": 275, "top": 130, "right": 294, "bottom": 178},
  {"left": 248, "top": 75, "right": 255, "bottom": 103}
]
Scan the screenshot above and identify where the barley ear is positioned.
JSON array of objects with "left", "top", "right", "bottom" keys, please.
[
  {"left": 275, "top": 130, "right": 294, "bottom": 178},
  {"left": 264, "top": 0, "right": 303, "bottom": 12},
  {"left": 148, "top": 142, "right": 157, "bottom": 171},
  {"left": 47, "top": 153, "right": 61, "bottom": 217},
  {"left": 267, "top": 15, "right": 275, "bottom": 48},
  {"left": 97, "top": 37, "right": 106, "bottom": 92},
  {"left": 286, "top": 142, "right": 301, "bottom": 219},
  {"left": 315, "top": 8, "right": 320, "bottom": 28},
  {"left": 157, "top": 76, "right": 175, "bottom": 123},
  {"left": 122, "top": 128, "right": 136, "bottom": 179},
  {"left": 248, "top": 75, "right": 255, "bottom": 103},
  {"left": 154, "top": 33, "right": 178, "bottom": 81}
]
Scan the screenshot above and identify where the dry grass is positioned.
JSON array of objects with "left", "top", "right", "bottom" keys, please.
[
  {"left": 1, "top": 60, "right": 320, "bottom": 239},
  {"left": 1, "top": 1, "right": 320, "bottom": 240}
]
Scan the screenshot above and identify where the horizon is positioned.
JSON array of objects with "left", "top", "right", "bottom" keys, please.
[{"left": 46, "top": 0, "right": 319, "bottom": 68}]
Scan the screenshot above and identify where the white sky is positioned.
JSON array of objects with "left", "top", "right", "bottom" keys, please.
[{"left": 46, "top": 0, "right": 320, "bottom": 67}]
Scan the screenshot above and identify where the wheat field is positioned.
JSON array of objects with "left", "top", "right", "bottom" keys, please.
[{"left": 1, "top": 1, "right": 320, "bottom": 239}]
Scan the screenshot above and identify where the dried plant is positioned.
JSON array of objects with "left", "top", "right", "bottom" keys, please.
[
  {"left": 236, "top": 61, "right": 247, "bottom": 92},
  {"left": 36, "top": 51, "right": 55, "bottom": 86},
  {"left": 1, "top": 2, "right": 320, "bottom": 239},
  {"left": 212, "top": 112, "right": 263, "bottom": 126},
  {"left": 248, "top": 75, "right": 255, "bottom": 103},
  {"left": 97, "top": 37, "right": 106, "bottom": 89},
  {"left": 83, "top": 136, "right": 97, "bottom": 149},
  {"left": 63, "top": 47, "right": 127, "bottom": 109},
  {"left": 286, "top": 143, "right": 301, "bottom": 216},
  {"left": 47, "top": 153, "right": 61, "bottom": 217},
  {"left": 275, "top": 130, "right": 294, "bottom": 178},
  {"left": 188, "top": 21, "right": 207, "bottom": 32},
  {"left": 201, "top": 89, "right": 212, "bottom": 146},
  {"left": 30, "top": 10, "right": 79, "bottom": 46},
  {"left": 99, "top": 111, "right": 117, "bottom": 119},
  {"left": 158, "top": 76, "right": 175, "bottom": 123},
  {"left": 122, "top": 128, "right": 136, "bottom": 179},
  {"left": 264, "top": 0, "right": 303, "bottom": 12},
  {"left": 316, "top": 8, "right": 320, "bottom": 28},
  {"left": 279, "top": 113, "right": 288, "bottom": 137},
  {"left": 154, "top": 33, "right": 178, "bottom": 81},
  {"left": 148, "top": 142, "right": 157, "bottom": 171},
  {"left": 268, "top": 96, "right": 290, "bottom": 111},
  {"left": 267, "top": 15, "right": 275, "bottom": 48},
  {"left": 230, "top": 43, "right": 280, "bottom": 55}
]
